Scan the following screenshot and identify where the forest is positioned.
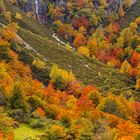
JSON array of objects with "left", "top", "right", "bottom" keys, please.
[{"left": 0, "top": 0, "right": 140, "bottom": 140}]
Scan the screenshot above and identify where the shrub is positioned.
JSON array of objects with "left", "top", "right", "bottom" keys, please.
[
  {"left": 88, "top": 91, "right": 101, "bottom": 107},
  {"left": 93, "top": 120, "right": 115, "bottom": 140},
  {"left": 56, "top": 111, "right": 71, "bottom": 128},
  {"left": 54, "top": 75, "right": 66, "bottom": 90},
  {"left": 70, "top": 118, "right": 94, "bottom": 139},
  {"left": 28, "top": 95, "right": 44, "bottom": 111},
  {"left": 0, "top": 45, "right": 12, "bottom": 61},
  {"left": 46, "top": 125, "right": 66, "bottom": 140},
  {"left": 0, "top": 107, "right": 16, "bottom": 131},
  {"left": 0, "top": 89, "right": 7, "bottom": 106},
  {"left": 29, "top": 119, "right": 46, "bottom": 129},
  {"left": 32, "top": 59, "right": 46, "bottom": 69},
  {"left": 45, "top": 104, "right": 61, "bottom": 119},
  {"left": 50, "top": 64, "right": 75, "bottom": 90},
  {"left": 8, "top": 109, "right": 30, "bottom": 123},
  {"left": 97, "top": 95, "right": 128, "bottom": 119},
  {"left": 10, "top": 86, "right": 26, "bottom": 110}
]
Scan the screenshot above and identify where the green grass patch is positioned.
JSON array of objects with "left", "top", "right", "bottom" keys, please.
[{"left": 14, "top": 124, "right": 43, "bottom": 140}]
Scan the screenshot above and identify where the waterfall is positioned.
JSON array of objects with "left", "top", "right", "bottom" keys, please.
[
  {"left": 35, "top": 0, "right": 43, "bottom": 23},
  {"left": 35, "top": 0, "right": 39, "bottom": 17}
]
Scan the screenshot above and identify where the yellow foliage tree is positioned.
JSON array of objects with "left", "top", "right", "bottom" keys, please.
[
  {"left": 123, "top": 0, "right": 132, "bottom": 8},
  {"left": 135, "top": 17, "right": 140, "bottom": 25},
  {"left": 2, "top": 22, "right": 19, "bottom": 41},
  {"left": 0, "top": 39, "right": 10, "bottom": 47},
  {"left": 117, "top": 37, "right": 124, "bottom": 48},
  {"left": 0, "top": 63, "right": 13, "bottom": 98},
  {"left": 48, "top": 125, "right": 66, "bottom": 139},
  {"left": 107, "top": 59, "right": 117, "bottom": 67},
  {"left": 15, "top": 12, "right": 22, "bottom": 20},
  {"left": 50, "top": 64, "right": 75, "bottom": 87},
  {"left": 100, "top": 0, "right": 107, "bottom": 8},
  {"left": 32, "top": 59, "right": 46, "bottom": 69},
  {"left": 78, "top": 26, "right": 86, "bottom": 34},
  {"left": 135, "top": 78, "right": 140, "bottom": 90},
  {"left": 78, "top": 46, "right": 89, "bottom": 57},
  {"left": 120, "top": 28, "right": 133, "bottom": 45},
  {"left": 65, "top": 42, "right": 71, "bottom": 51},
  {"left": 118, "top": 5, "right": 125, "bottom": 17},
  {"left": 130, "top": 22, "right": 138, "bottom": 30},
  {"left": 26, "top": 12, "right": 32, "bottom": 17},
  {"left": 87, "top": 38, "right": 97, "bottom": 56},
  {"left": 66, "top": 95, "right": 77, "bottom": 109},
  {"left": 4, "top": 11, "right": 11, "bottom": 23},
  {"left": 50, "top": 64, "right": 59, "bottom": 83},
  {"left": 120, "top": 60, "right": 131, "bottom": 74}
]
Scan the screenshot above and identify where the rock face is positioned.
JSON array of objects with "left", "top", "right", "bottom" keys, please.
[{"left": 15, "top": 0, "right": 66, "bottom": 23}]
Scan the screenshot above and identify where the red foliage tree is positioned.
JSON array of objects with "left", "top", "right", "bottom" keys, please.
[
  {"left": 73, "top": 33, "right": 86, "bottom": 48},
  {"left": 72, "top": 16, "right": 89, "bottom": 29},
  {"left": 76, "top": 94, "right": 93, "bottom": 116},
  {"left": 82, "top": 85, "right": 97, "bottom": 95},
  {"left": 129, "top": 68, "right": 138, "bottom": 77},
  {"left": 133, "top": 102, "right": 140, "bottom": 124},
  {"left": 130, "top": 51, "right": 140, "bottom": 67}
]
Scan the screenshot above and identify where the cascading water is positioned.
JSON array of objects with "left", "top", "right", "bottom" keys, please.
[
  {"left": 35, "top": 0, "right": 42, "bottom": 23},
  {"left": 34, "top": 0, "right": 49, "bottom": 24},
  {"left": 35, "top": 0, "right": 39, "bottom": 17}
]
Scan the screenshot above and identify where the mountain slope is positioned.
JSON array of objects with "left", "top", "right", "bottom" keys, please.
[{"left": 1, "top": 1, "right": 136, "bottom": 95}]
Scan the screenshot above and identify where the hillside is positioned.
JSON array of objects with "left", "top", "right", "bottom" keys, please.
[
  {"left": 0, "top": 0, "right": 140, "bottom": 140},
  {"left": 0, "top": 21, "right": 139, "bottom": 140},
  {"left": 0, "top": 1, "right": 136, "bottom": 96}
]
